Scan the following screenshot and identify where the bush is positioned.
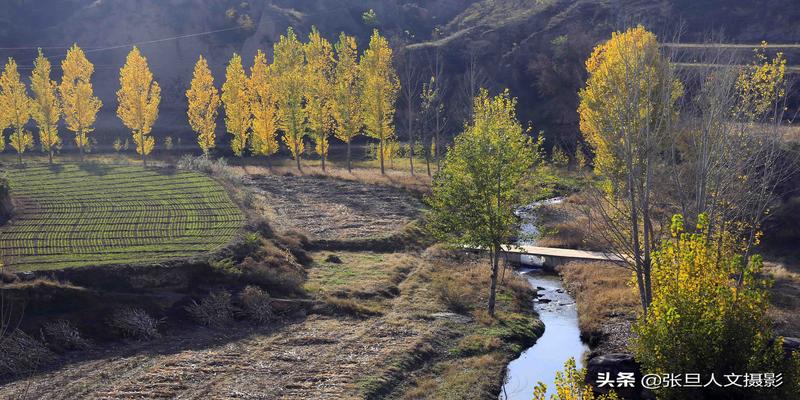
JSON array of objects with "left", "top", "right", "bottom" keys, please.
[
  {"left": 177, "top": 155, "right": 245, "bottom": 183},
  {"left": 0, "top": 329, "right": 55, "bottom": 377},
  {"left": 186, "top": 291, "right": 234, "bottom": 327},
  {"left": 241, "top": 286, "right": 273, "bottom": 324},
  {"left": 633, "top": 215, "right": 800, "bottom": 399},
  {"left": 42, "top": 320, "right": 90, "bottom": 352},
  {"left": 532, "top": 358, "right": 618, "bottom": 400},
  {"left": 108, "top": 307, "right": 161, "bottom": 340}
]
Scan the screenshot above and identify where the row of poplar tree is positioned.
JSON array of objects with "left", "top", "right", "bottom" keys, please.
[{"left": 0, "top": 27, "right": 400, "bottom": 172}]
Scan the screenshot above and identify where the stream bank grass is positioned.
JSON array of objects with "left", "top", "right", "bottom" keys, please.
[
  {"left": 364, "top": 250, "right": 543, "bottom": 400},
  {"left": 558, "top": 261, "right": 639, "bottom": 346}
]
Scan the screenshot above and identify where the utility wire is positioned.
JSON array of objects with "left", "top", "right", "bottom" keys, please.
[{"left": 6, "top": 26, "right": 244, "bottom": 67}]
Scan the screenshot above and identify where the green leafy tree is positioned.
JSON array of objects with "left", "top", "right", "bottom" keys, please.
[
  {"left": 428, "top": 89, "right": 541, "bottom": 316},
  {"left": 633, "top": 214, "right": 800, "bottom": 399}
]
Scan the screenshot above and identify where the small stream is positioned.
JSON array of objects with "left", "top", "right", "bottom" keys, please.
[{"left": 500, "top": 198, "right": 589, "bottom": 399}]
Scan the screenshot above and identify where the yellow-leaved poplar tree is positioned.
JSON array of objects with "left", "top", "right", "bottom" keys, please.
[
  {"left": 222, "top": 53, "right": 251, "bottom": 157},
  {"left": 332, "top": 33, "right": 363, "bottom": 173},
  {"left": 304, "top": 27, "right": 334, "bottom": 171},
  {"left": 360, "top": 29, "right": 399, "bottom": 175},
  {"left": 30, "top": 49, "right": 61, "bottom": 164},
  {"left": 186, "top": 56, "right": 220, "bottom": 156},
  {"left": 0, "top": 58, "right": 34, "bottom": 165},
  {"left": 577, "top": 26, "right": 681, "bottom": 311},
  {"left": 273, "top": 27, "right": 307, "bottom": 171},
  {"left": 116, "top": 46, "right": 161, "bottom": 166},
  {"left": 249, "top": 50, "right": 279, "bottom": 166},
  {"left": 59, "top": 44, "right": 102, "bottom": 162}
]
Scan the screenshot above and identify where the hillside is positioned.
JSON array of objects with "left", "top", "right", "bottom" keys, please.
[{"left": 1, "top": 0, "right": 799, "bottom": 150}]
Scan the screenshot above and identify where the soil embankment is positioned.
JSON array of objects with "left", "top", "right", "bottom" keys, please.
[{"left": 0, "top": 174, "right": 12, "bottom": 225}]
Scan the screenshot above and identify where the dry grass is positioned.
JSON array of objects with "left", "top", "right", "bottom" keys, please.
[
  {"left": 764, "top": 262, "right": 800, "bottom": 337},
  {"left": 0, "top": 329, "right": 55, "bottom": 377},
  {"left": 241, "top": 163, "right": 432, "bottom": 196},
  {"left": 558, "top": 261, "right": 639, "bottom": 348},
  {"left": 304, "top": 251, "right": 414, "bottom": 298},
  {"left": 407, "top": 353, "right": 507, "bottom": 400},
  {"left": 536, "top": 192, "right": 609, "bottom": 251}
]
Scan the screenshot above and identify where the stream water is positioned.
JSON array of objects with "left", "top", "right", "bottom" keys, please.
[{"left": 499, "top": 198, "right": 589, "bottom": 400}]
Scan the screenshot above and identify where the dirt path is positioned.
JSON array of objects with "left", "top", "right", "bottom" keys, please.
[{"left": 249, "top": 174, "right": 423, "bottom": 240}]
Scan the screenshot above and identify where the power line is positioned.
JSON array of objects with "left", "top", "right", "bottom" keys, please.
[{"left": 7, "top": 26, "right": 245, "bottom": 67}]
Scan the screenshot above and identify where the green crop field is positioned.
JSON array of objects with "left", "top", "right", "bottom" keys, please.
[{"left": 0, "top": 163, "right": 244, "bottom": 271}]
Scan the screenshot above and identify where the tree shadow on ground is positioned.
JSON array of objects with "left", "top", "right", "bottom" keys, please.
[{"left": 77, "top": 162, "right": 112, "bottom": 176}]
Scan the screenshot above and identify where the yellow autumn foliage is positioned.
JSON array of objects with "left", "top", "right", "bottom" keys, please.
[
  {"left": 116, "top": 46, "right": 161, "bottom": 162},
  {"left": 59, "top": 44, "right": 102, "bottom": 160},
  {"left": 249, "top": 50, "right": 279, "bottom": 159},
  {"left": 305, "top": 27, "right": 335, "bottom": 170},
  {"left": 30, "top": 49, "right": 61, "bottom": 163},
  {"left": 332, "top": 33, "right": 364, "bottom": 172},
  {"left": 273, "top": 27, "right": 307, "bottom": 170},
  {"left": 222, "top": 53, "right": 251, "bottom": 157},
  {"left": 0, "top": 58, "right": 34, "bottom": 162},
  {"left": 186, "top": 56, "right": 220, "bottom": 155},
  {"left": 578, "top": 25, "right": 681, "bottom": 183},
  {"left": 360, "top": 29, "right": 399, "bottom": 174}
]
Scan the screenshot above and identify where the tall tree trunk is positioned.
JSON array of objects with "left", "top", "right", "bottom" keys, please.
[
  {"left": 409, "top": 141, "right": 415, "bottom": 176},
  {"left": 17, "top": 152, "right": 22, "bottom": 166},
  {"left": 48, "top": 149, "right": 53, "bottom": 165},
  {"left": 425, "top": 146, "right": 431, "bottom": 177},
  {"left": 79, "top": 132, "right": 84, "bottom": 163},
  {"left": 346, "top": 141, "right": 352, "bottom": 173},
  {"left": 488, "top": 244, "right": 500, "bottom": 317},
  {"left": 296, "top": 153, "right": 302, "bottom": 172},
  {"left": 140, "top": 131, "right": 147, "bottom": 167},
  {"left": 379, "top": 137, "right": 385, "bottom": 175},
  {"left": 322, "top": 154, "right": 326, "bottom": 172},
  {"left": 435, "top": 132, "right": 441, "bottom": 173}
]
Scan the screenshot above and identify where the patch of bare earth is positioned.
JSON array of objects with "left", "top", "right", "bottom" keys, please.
[{"left": 248, "top": 173, "right": 423, "bottom": 239}]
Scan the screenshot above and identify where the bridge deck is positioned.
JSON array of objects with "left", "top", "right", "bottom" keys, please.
[{"left": 500, "top": 245, "right": 624, "bottom": 263}]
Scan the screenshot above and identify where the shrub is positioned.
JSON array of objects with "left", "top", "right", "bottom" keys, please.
[
  {"left": 177, "top": 155, "right": 245, "bottom": 183},
  {"left": 186, "top": 291, "right": 234, "bottom": 327},
  {"left": 533, "top": 357, "right": 618, "bottom": 400},
  {"left": 42, "top": 320, "right": 90, "bottom": 352},
  {"left": 0, "top": 329, "right": 55, "bottom": 377},
  {"left": 241, "top": 286, "right": 273, "bottom": 324},
  {"left": 240, "top": 259, "right": 305, "bottom": 293},
  {"left": 633, "top": 215, "right": 800, "bottom": 399},
  {"left": 108, "top": 307, "right": 161, "bottom": 340}
]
